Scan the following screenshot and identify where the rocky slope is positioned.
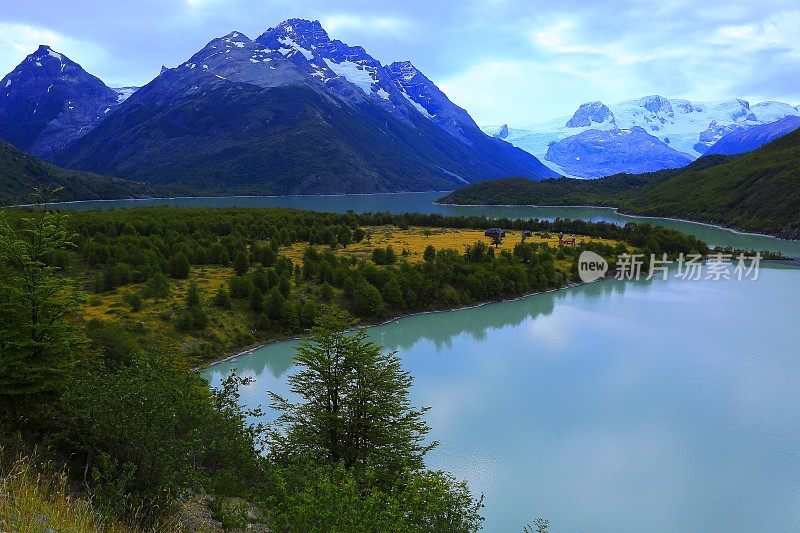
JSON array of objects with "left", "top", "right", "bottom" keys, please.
[
  {"left": 52, "top": 20, "right": 554, "bottom": 194},
  {"left": 0, "top": 46, "right": 134, "bottom": 160}
]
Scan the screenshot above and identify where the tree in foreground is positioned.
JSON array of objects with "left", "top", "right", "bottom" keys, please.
[
  {"left": 267, "top": 307, "right": 484, "bottom": 531},
  {"left": 269, "top": 307, "right": 431, "bottom": 478},
  {"left": 0, "top": 200, "right": 84, "bottom": 416}
]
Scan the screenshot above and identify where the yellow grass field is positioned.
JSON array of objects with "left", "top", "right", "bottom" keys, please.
[
  {"left": 81, "top": 264, "right": 258, "bottom": 358},
  {"left": 282, "top": 225, "right": 619, "bottom": 263}
]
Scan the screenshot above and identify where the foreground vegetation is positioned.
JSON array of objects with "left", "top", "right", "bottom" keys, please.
[
  {"left": 440, "top": 129, "right": 800, "bottom": 239},
  {"left": 0, "top": 201, "right": 710, "bottom": 531}
]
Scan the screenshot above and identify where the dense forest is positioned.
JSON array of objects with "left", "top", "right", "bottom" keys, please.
[
  {"left": 54, "top": 206, "right": 708, "bottom": 360},
  {"left": 440, "top": 128, "right": 800, "bottom": 239},
  {"left": 0, "top": 204, "right": 711, "bottom": 531}
]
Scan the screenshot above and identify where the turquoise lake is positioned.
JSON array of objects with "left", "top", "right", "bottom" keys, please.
[
  {"left": 52, "top": 193, "right": 800, "bottom": 531},
  {"left": 206, "top": 266, "right": 800, "bottom": 532}
]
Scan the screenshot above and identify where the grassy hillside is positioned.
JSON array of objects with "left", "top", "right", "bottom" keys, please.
[
  {"left": 441, "top": 130, "right": 800, "bottom": 239},
  {"left": 0, "top": 139, "right": 156, "bottom": 205}
]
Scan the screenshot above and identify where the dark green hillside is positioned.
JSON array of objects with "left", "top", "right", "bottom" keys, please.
[
  {"left": 438, "top": 156, "right": 729, "bottom": 207},
  {"left": 626, "top": 130, "right": 800, "bottom": 238},
  {"left": 0, "top": 139, "right": 154, "bottom": 205},
  {"left": 442, "top": 130, "right": 800, "bottom": 239}
]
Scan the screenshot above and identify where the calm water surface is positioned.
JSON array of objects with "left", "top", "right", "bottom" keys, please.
[{"left": 206, "top": 267, "right": 800, "bottom": 532}]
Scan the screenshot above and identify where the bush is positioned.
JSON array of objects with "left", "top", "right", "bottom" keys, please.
[
  {"left": 228, "top": 276, "right": 251, "bottom": 299},
  {"left": 59, "top": 358, "right": 264, "bottom": 521},
  {"left": 175, "top": 306, "right": 208, "bottom": 331},
  {"left": 141, "top": 272, "right": 170, "bottom": 299},
  {"left": 212, "top": 286, "right": 233, "bottom": 310},
  {"left": 167, "top": 253, "right": 190, "bottom": 279},
  {"left": 122, "top": 292, "right": 142, "bottom": 312}
]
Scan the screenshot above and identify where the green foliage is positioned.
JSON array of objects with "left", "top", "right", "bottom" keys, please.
[
  {"left": 264, "top": 462, "right": 484, "bottom": 533},
  {"left": 233, "top": 250, "right": 250, "bottom": 276},
  {"left": 212, "top": 286, "right": 233, "bottom": 310},
  {"left": 167, "top": 253, "right": 190, "bottom": 279},
  {"left": 122, "top": 292, "right": 142, "bottom": 312},
  {"left": 0, "top": 208, "right": 85, "bottom": 410},
  {"left": 86, "top": 319, "right": 140, "bottom": 370},
  {"left": 266, "top": 309, "right": 484, "bottom": 532},
  {"left": 372, "top": 245, "right": 397, "bottom": 265},
  {"left": 264, "top": 287, "right": 285, "bottom": 321},
  {"left": 141, "top": 272, "right": 170, "bottom": 299},
  {"left": 270, "top": 309, "right": 432, "bottom": 482},
  {"left": 186, "top": 282, "right": 201, "bottom": 308},
  {"left": 58, "top": 356, "right": 264, "bottom": 520}
]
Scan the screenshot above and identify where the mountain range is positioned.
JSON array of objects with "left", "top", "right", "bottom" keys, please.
[
  {"left": 440, "top": 128, "right": 800, "bottom": 239},
  {"left": 0, "top": 19, "right": 554, "bottom": 197},
  {"left": 486, "top": 96, "right": 800, "bottom": 178}
]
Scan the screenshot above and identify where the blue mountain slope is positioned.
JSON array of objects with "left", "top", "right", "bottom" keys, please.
[{"left": 704, "top": 115, "right": 800, "bottom": 156}]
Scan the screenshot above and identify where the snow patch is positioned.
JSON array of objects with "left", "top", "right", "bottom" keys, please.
[
  {"left": 4, "top": 79, "right": 10, "bottom": 88},
  {"left": 323, "top": 59, "right": 376, "bottom": 94},
  {"left": 375, "top": 88, "right": 390, "bottom": 100},
  {"left": 278, "top": 37, "right": 313, "bottom": 60},
  {"left": 399, "top": 89, "right": 432, "bottom": 118},
  {"left": 113, "top": 87, "right": 137, "bottom": 103}
]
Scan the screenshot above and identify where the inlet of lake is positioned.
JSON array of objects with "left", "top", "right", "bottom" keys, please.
[{"left": 55, "top": 193, "right": 800, "bottom": 532}]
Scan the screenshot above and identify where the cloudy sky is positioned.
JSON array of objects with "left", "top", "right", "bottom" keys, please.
[{"left": 1, "top": 0, "right": 798, "bottom": 125}]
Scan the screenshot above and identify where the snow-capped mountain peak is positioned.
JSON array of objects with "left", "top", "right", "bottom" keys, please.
[
  {"left": 484, "top": 94, "right": 800, "bottom": 178},
  {"left": 565, "top": 101, "right": 615, "bottom": 128},
  {"left": 0, "top": 45, "right": 120, "bottom": 159}
]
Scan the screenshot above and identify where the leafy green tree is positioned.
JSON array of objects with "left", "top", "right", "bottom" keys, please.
[
  {"left": 279, "top": 274, "right": 291, "bottom": 298},
  {"left": 233, "top": 250, "right": 250, "bottom": 276},
  {"left": 212, "top": 286, "right": 233, "bottom": 309},
  {"left": 249, "top": 285, "right": 264, "bottom": 313},
  {"left": 382, "top": 277, "right": 404, "bottom": 308},
  {"left": 264, "top": 286, "right": 285, "bottom": 321},
  {"left": 351, "top": 281, "right": 384, "bottom": 318},
  {"left": 167, "top": 252, "right": 190, "bottom": 279},
  {"left": 86, "top": 319, "right": 140, "bottom": 370},
  {"left": 0, "top": 208, "right": 85, "bottom": 411},
  {"left": 141, "top": 272, "right": 170, "bottom": 299},
  {"left": 270, "top": 309, "right": 431, "bottom": 483},
  {"left": 423, "top": 244, "right": 436, "bottom": 263},
  {"left": 60, "top": 356, "right": 264, "bottom": 519},
  {"left": 186, "top": 281, "right": 202, "bottom": 308},
  {"left": 318, "top": 282, "right": 334, "bottom": 302}
]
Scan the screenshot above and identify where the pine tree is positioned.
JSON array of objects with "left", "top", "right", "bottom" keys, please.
[
  {"left": 233, "top": 250, "right": 250, "bottom": 276},
  {"left": 0, "top": 206, "right": 85, "bottom": 411}
]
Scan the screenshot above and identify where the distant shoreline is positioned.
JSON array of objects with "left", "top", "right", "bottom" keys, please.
[
  {"left": 9, "top": 190, "right": 453, "bottom": 208},
  {"left": 434, "top": 199, "right": 796, "bottom": 242}
]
